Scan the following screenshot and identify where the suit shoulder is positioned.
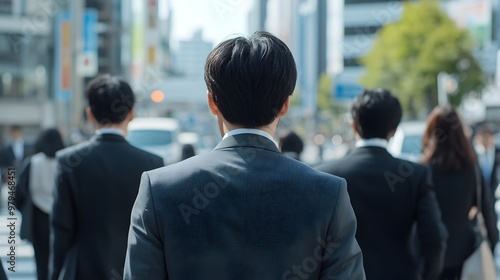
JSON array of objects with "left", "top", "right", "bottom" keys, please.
[
  {"left": 314, "top": 158, "right": 343, "bottom": 174},
  {"left": 55, "top": 140, "right": 96, "bottom": 162},
  {"left": 125, "top": 143, "right": 163, "bottom": 162},
  {"left": 393, "top": 157, "right": 428, "bottom": 175}
]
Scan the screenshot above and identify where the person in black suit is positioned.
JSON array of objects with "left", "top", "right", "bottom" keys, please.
[
  {"left": 422, "top": 106, "right": 499, "bottom": 279},
  {"left": 0, "top": 126, "right": 34, "bottom": 182},
  {"left": 49, "top": 75, "right": 163, "bottom": 280},
  {"left": 124, "top": 32, "right": 365, "bottom": 280},
  {"left": 316, "top": 89, "right": 448, "bottom": 280},
  {"left": 279, "top": 130, "right": 304, "bottom": 161},
  {"left": 16, "top": 128, "right": 65, "bottom": 280},
  {"left": 474, "top": 124, "right": 500, "bottom": 197}
]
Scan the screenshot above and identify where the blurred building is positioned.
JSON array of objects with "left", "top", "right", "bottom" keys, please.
[
  {"left": 266, "top": 0, "right": 327, "bottom": 112},
  {"left": 248, "top": 0, "right": 269, "bottom": 32},
  {"left": 338, "top": 0, "right": 403, "bottom": 95},
  {"left": 175, "top": 30, "right": 212, "bottom": 77},
  {"left": 0, "top": 0, "right": 56, "bottom": 142},
  {"left": 443, "top": 0, "right": 498, "bottom": 77},
  {"left": 0, "top": 0, "right": 168, "bottom": 142}
]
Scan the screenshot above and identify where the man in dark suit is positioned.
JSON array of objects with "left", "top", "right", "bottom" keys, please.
[
  {"left": 49, "top": 75, "right": 163, "bottom": 280},
  {"left": 0, "top": 126, "right": 34, "bottom": 182},
  {"left": 474, "top": 124, "right": 500, "bottom": 197},
  {"left": 124, "top": 32, "right": 365, "bottom": 280},
  {"left": 316, "top": 89, "right": 448, "bottom": 280}
]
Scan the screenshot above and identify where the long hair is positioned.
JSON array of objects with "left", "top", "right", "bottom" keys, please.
[
  {"left": 421, "top": 106, "right": 476, "bottom": 173},
  {"left": 35, "top": 128, "right": 65, "bottom": 158}
]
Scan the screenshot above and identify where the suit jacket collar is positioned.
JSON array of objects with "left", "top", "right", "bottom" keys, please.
[
  {"left": 91, "top": 133, "right": 128, "bottom": 143},
  {"left": 351, "top": 146, "right": 392, "bottom": 157},
  {"left": 214, "top": 133, "right": 280, "bottom": 154}
]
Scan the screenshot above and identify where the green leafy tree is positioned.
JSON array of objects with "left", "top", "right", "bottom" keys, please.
[
  {"left": 317, "top": 73, "right": 334, "bottom": 112},
  {"left": 360, "top": 0, "right": 485, "bottom": 115}
]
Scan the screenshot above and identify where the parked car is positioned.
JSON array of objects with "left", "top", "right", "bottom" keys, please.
[
  {"left": 388, "top": 121, "right": 426, "bottom": 162},
  {"left": 127, "top": 117, "right": 182, "bottom": 165}
]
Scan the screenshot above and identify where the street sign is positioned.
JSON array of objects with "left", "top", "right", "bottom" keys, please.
[
  {"left": 334, "top": 84, "right": 363, "bottom": 101},
  {"left": 54, "top": 12, "right": 72, "bottom": 101},
  {"left": 78, "top": 9, "right": 98, "bottom": 77}
]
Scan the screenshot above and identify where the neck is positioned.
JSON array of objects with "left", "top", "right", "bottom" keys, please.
[
  {"left": 222, "top": 120, "right": 278, "bottom": 138},
  {"left": 95, "top": 123, "right": 127, "bottom": 135}
]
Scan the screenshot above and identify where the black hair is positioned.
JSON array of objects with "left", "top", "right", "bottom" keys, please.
[
  {"left": 85, "top": 74, "right": 135, "bottom": 124},
  {"left": 351, "top": 88, "right": 402, "bottom": 139},
  {"left": 280, "top": 131, "right": 304, "bottom": 155},
  {"left": 35, "top": 128, "right": 65, "bottom": 158},
  {"left": 204, "top": 31, "right": 297, "bottom": 128}
]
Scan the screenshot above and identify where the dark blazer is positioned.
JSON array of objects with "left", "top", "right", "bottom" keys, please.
[
  {"left": 429, "top": 165, "right": 499, "bottom": 268},
  {"left": 316, "top": 146, "right": 448, "bottom": 280},
  {"left": 124, "top": 133, "right": 365, "bottom": 280},
  {"left": 0, "top": 142, "right": 33, "bottom": 183},
  {"left": 15, "top": 158, "right": 34, "bottom": 242},
  {"left": 50, "top": 133, "right": 163, "bottom": 280},
  {"left": 484, "top": 147, "right": 500, "bottom": 196},
  {"left": 0, "top": 142, "right": 33, "bottom": 167}
]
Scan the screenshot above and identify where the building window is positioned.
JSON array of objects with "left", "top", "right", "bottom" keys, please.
[
  {"left": 344, "top": 58, "right": 362, "bottom": 67},
  {"left": 0, "top": 0, "right": 12, "bottom": 14},
  {"left": 344, "top": 25, "right": 381, "bottom": 36}
]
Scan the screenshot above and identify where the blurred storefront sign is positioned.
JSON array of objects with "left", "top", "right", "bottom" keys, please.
[
  {"left": 54, "top": 12, "right": 72, "bottom": 101},
  {"left": 334, "top": 84, "right": 363, "bottom": 101},
  {"left": 78, "top": 9, "right": 98, "bottom": 77}
]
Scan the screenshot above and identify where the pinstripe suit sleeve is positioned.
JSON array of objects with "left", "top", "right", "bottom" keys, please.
[{"left": 124, "top": 172, "right": 167, "bottom": 280}]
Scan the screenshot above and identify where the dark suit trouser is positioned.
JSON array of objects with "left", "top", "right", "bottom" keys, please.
[{"left": 33, "top": 205, "right": 49, "bottom": 280}]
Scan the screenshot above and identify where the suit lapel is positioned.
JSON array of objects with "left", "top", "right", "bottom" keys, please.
[{"left": 214, "top": 134, "right": 280, "bottom": 154}]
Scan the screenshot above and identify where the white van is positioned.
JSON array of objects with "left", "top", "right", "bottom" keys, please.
[{"left": 127, "top": 117, "right": 182, "bottom": 165}]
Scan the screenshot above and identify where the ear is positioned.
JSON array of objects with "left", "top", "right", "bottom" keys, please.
[
  {"left": 350, "top": 121, "right": 358, "bottom": 134},
  {"left": 277, "top": 96, "right": 290, "bottom": 117},
  {"left": 387, "top": 128, "right": 397, "bottom": 140},
  {"left": 85, "top": 107, "right": 98, "bottom": 125},
  {"left": 127, "top": 108, "right": 135, "bottom": 122},
  {"left": 207, "top": 92, "right": 219, "bottom": 116}
]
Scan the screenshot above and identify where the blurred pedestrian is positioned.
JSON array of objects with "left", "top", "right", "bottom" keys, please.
[
  {"left": 124, "top": 32, "right": 365, "bottom": 280},
  {"left": 316, "top": 88, "right": 448, "bottom": 280},
  {"left": 279, "top": 130, "right": 304, "bottom": 160},
  {"left": 49, "top": 75, "right": 163, "bottom": 280},
  {"left": 0, "top": 126, "right": 34, "bottom": 183},
  {"left": 180, "top": 144, "right": 196, "bottom": 160},
  {"left": 16, "top": 128, "right": 64, "bottom": 280},
  {"left": 474, "top": 124, "right": 500, "bottom": 198},
  {"left": 422, "top": 106, "right": 498, "bottom": 280}
]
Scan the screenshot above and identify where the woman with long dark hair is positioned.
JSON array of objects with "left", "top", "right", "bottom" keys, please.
[
  {"left": 18, "top": 128, "right": 65, "bottom": 280},
  {"left": 422, "top": 106, "right": 498, "bottom": 279}
]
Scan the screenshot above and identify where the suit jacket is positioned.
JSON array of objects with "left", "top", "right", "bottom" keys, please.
[
  {"left": 124, "top": 133, "right": 365, "bottom": 280},
  {"left": 316, "top": 146, "right": 448, "bottom": 280},
  {"left": 50, "top": 133, "right": 163, "bottom": 280},
  {"left": 429, "top": 165, "right": 499, "bottom": 268},
  {"left": 0, "top": 141, "right": 33, "bottom": 182},
  {"left": 482, "top": 147, "right": 500, "bottom": 196}
]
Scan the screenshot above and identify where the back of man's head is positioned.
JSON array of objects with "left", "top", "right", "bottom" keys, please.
[
  {"left": 86, "top": 74, "right": 135, "bottom": 125},
  {"left": 351, "top": 88, "right": 402, "bottom": 139},
  {"left": 204, "top": 31, "right": 297, "bottom": 128}
]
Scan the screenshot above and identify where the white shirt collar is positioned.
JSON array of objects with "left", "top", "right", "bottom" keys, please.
[
  {"left": 12, "top": 139, "right": 24, "bottom": 159},
  {"left": 95, "top": 128, "right": 125, "bottom": 137},
  {"left": 355, "top": 138, "right": 388, "bottom": 149},
  {"left": 223, "top": 128, "right": 278, "bottom": 148}
]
